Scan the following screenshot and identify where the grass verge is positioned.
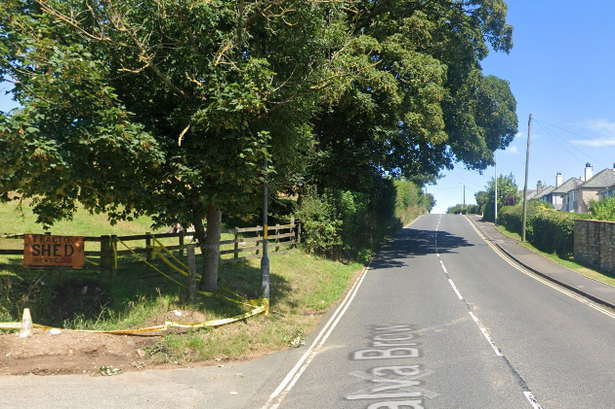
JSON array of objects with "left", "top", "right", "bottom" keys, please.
[{"left": 0, "top": 200, "right": 363, "bottom": 365}]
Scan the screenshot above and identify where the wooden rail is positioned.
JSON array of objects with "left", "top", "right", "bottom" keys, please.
[{"left": 0, "top": 220, "right": 301, "bottom": 275}]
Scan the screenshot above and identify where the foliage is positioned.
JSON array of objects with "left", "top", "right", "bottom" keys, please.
[
  {"left": 309, "top": 0, "right": 517, "bottom": 195},
  {"left": 589, "top": 197, "right": 615, "bottom": 220},
  {"left": 498, "top": 204, "right": 592, "bottom": 259},
  {"left": 475, "top": 191, "right": 490, "bottom": 209},
  {"left": 0, "top": 0, "right": 517, "bottom": 290},
  {"left": 447, "top": 204, "right": 482, "bottom": 215},
  {"left": 0, "top": 0, "right": 348, "bottom": 291},
  {"left": 293, "top": 186, "right": 343, "bottom": 257},
  {"left": 295, "top": 179, "right": 430, "bottom": 260},
  {"left": 481, "top": 173, "right": 521, "bottom": 222}
]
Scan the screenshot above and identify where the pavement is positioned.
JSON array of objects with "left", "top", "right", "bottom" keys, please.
[{"left": 469, "top": 215, "right": 615, "bottom": 311}]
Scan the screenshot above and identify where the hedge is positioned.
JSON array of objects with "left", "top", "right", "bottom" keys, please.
[{"left": 498, "top": 205, "right": 592, "bottom": 259}]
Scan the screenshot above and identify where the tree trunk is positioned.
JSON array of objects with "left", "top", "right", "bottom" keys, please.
[{"left": 199, "top": 204, "right": 222, "bottom": 292}]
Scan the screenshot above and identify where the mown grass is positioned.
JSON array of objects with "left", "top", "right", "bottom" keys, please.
[
  {"left": 495, "top": 224, "right": 615, "bottom": 287},
  {"left": 0, "top": 200, "right": 363, "bottom": 364}
]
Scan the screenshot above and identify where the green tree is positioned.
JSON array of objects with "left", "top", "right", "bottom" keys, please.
[
  {"left": 0, "top": 0, "right": 345, "bottom": 291},
  {"left": 475, "top": 191, "right": 490, "bottom": 211},
  {"left": 482, "top": 173, "right": 521, "bottom": 222},
  {"left": 309, "top": 0, "right": 517, "bottom": 194}
]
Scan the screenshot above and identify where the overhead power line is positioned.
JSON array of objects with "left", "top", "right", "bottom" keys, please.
[{"left": 533, "top": 118, "right": 610, "bottom": 170}]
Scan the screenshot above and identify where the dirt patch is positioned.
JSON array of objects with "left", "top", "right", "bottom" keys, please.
[
  {"left": 0, "top": 307, "right": 248, "bottom": 376},
  {"left": 0, "top": 328, "right": 164, "bottom": 376}
]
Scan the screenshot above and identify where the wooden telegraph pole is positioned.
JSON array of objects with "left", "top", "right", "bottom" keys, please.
[
  {"left": 522, "top": 114, "right": 532, "bottom": 242},
  {"left": 494, "top": 151, "right": 498, "bottom": 225}
]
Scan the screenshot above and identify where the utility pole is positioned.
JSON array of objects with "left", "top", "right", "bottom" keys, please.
[
  {"left": 261, "top": 157, "right": 270, "bottom": 307},
  {"left": 463, "top": 185, "right": 466, "bottom": 211},
  {"left": 522, "top": 114, "right": 532, "bottom": 242},
  {"left": 494, "top": 150, "right": 498, "bottom": 225}
]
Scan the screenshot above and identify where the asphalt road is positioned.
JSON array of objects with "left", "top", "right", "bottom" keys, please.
[
  {"left": 259, "top": 214, "right": 615, "bottom": 409},
  {"left": 5, "top": 214, "right": 615, "bottom": 409}
]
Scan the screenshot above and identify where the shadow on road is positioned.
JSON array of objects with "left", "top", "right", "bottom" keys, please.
[{"left": 371, "top": 227, "right": 473, "bottom": 269}]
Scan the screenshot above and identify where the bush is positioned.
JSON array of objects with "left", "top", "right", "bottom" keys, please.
[
  {"left": 498, "top": 203, "right": 592, "bottom": 259},
  {"left": 295, "top": 179, "right": 429, "bottom": 261},
  {"left": 589, "top": 197, "right": 615, "bottom": 220},
  {"left": 294, "top": 186, "right": 343, "bottom": 256}
]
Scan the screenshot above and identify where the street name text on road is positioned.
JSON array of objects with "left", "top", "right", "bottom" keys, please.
[{"left": 347, "top": 325, "right": 439, "bottom": 409}]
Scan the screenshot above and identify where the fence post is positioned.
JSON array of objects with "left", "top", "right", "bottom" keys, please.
[
  {"left": 275, "top": 224, "right": 280, "bottom": 252},
  {"left": 256, "top": 226, "right": 261, "bottom": 255},
  {"left": 179, "top": 231, "right": 185, "bottom": 257},
  {"left": 100, "top": 235, "right": 117, "bottom": 278},
  {"left": 234, "top": 227, "right": 239, "bottom": 259},
  {"left": 295, "top": 220, "right": 301, "bottom": 248},
  {"left": 145, "top": 232, "right": 153, "bottom": 262},
  {"left": 187, "top": 244, "right": 197, "bottom": 302}
]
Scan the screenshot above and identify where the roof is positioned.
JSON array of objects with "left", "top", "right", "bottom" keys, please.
[
  {"left": 552, "top": 177, "right": 583, "bottom": 194},
  {"left": 525, "top": 190, "right": 538, "bottom": 200},
  {"left": 533, "top": 185, "right": 555, "bottom": 200},
  {"left": 579, "top": 168, "right": 615, "bottom": 189}
]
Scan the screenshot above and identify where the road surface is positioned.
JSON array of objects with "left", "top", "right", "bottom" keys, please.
[{"left": 260, "top": 214, "right": 615, "bottom": 409}]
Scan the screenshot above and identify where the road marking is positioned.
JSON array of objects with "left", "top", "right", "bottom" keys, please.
[
  {"left": 468, "top": 312, "right": 503, "bottom": 357},
  {"left": 347, "top": 325, "right": 439, "bottom": 406},
  {"left": 441, "top": 216, "right": 545, "bottom": 408},
  {"left": 437, "top": 246, "right": 465, "bottom": 301},
  {"left": 347, "top": 369, "right": 439, "bottom": 400},
  {"left": 464, "top": 215, "right": 615, "bottom": 322},
  {"left": 524, "top": 391, "right": 543, "bottom": 409},
  {"left": 260, "top": 265, "right": 369, "bottom": 409},
  {"left": 448, "top": 279, "right": 464, "bottom": 300}
]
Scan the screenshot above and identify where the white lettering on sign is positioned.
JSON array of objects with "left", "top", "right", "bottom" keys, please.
[{"left": 346, "top": 325, "right": 439, "bottom": 408}]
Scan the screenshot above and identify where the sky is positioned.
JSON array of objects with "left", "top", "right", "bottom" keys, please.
[
  {"left": 3, "top": 2, "right": 615, "bottom": 214},
  {"left": 429, "top": 0, "right": 615, "bottom": 213}
]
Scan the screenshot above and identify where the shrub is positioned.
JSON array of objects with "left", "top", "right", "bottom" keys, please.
[
  {"left": 295, "top": 179, "right": 429, "bottom": 261},
  {"left": 294, "top": 186, "right": 343, "bottom": 256},
  {"left": 498, "top": 203, "right": 592, "bottom": 259}
]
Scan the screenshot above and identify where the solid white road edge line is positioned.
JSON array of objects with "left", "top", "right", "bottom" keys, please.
[
  {"left": 260, "top": 265, "right": 370, "bottom": 409},
  {"left": 464, "top": 215, "right": 615, "bottom": 321}
]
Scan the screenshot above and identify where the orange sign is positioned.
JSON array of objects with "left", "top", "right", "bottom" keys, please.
[{"left": 23, "top": 235, "right": 85, "bottom": 269}]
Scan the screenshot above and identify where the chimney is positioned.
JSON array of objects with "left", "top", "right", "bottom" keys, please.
[
  {"left": 536, "top": 180, "right": 543, "bottom": 193},
  {"left": 584, "top": 163, "right": 593, "bottom": 182},
  {"left": 556, "top": 172, "right": 562, "bottom": 188}
]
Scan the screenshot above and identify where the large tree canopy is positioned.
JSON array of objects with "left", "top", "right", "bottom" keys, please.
[
  {"left": 0, "top": 0, "right": 518, "bottom": 290},
  {"left": 0, "top": 0, "right": 344, "bottom": 290},
  {"left": 310, "top": 0, "right": 517, "bottom": 192}
]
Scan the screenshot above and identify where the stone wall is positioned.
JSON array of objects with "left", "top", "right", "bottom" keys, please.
[{"left": 574, "top": 219, "right": 615, "bottom": 273}]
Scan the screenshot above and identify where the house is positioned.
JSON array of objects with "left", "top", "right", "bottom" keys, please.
[
  {"left": 573, "top": 165, "right": 615, "bottom": 213},
  {"left": 530, "top": 173, "right": 564, "bottom": 209},
  {"left": 597, "top": 164, "right": 615, "bottom": 201},
  {"left": 551, "top": 176, "right": 583, "bottom": 212},
  {"left": 533, "top": 184, "right": 555, "bottom": 206},
  {"left": 531, "top": 164, "right": 615, "bottom": 213}
]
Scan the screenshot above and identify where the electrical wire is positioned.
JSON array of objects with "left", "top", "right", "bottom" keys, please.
[
  {"left": 533, "top": 119, "right": 610, "bottom": 170},
  {"left": 534, "top": 118, "right": 615, "bottom": 149}
]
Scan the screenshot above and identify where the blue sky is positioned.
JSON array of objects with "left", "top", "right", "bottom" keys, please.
[
  {"left": 3, "top": 2, "right": 615, "bottom": 214},
  {"left": 430, "top": 0, "right": 615, "bottom": 213}
]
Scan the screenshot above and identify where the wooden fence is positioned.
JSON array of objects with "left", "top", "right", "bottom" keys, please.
[{"left": 0, "top": 220, "right": 300, "bottom": 275}]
